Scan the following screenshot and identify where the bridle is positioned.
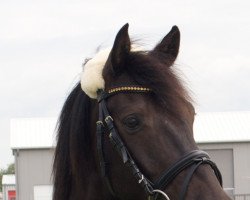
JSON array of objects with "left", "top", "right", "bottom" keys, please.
[
  {"left": 96, "top": 86, "right": 223, "bottom": 200},
  {"left": 96, "top": 86, "right": 222, "bottom": 200}
]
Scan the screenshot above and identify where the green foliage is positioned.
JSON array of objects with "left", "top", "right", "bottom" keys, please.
[
  {"left": 6, "top": 163, "right": 15, "bottom": 174},
  {"left": 0, "top": 163, "right": 15, "bottom": 192}
]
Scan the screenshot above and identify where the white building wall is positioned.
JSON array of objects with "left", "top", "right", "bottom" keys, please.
[
  {"left": 14, "top": 149, "right": 54, "bottom": 200},
  {"left": 233, "top": 142, "right": 250, "bottom": 194},
  {"left": 198, "top": 142, "right": 250, "bottom": 195}
]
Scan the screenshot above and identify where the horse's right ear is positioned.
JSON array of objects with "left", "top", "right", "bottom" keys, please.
[
  {"left": 106, "top": 23, "right": 131, "bottom": 75},
  {"left": 153, "top": 26, "right": 180, "bottom": 64}
]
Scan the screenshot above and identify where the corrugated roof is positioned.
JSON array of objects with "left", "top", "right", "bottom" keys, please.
[
  {"left": 10, "top": 112, "right": 250, "bottom": 149},
  {"left": 10, "top": 118, "right": 57, "bottom": 149},
  {"left": 194, "top": 111, "right": 250, "bottom": 143},
  {"left": 2, "top": 174, "right": 15, "bottom": 185}
]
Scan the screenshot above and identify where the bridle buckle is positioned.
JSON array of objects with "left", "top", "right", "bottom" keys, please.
[
  {"left": 138, "top": 174, "right": 144, "bottom": 184},
  {"left": 96, "top": 121, "right": 104, "bottom": 126},
  {"left": 105, "top": 116, "right": 113, "bottom": 123}
]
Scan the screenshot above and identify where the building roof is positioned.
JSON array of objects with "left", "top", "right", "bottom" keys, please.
[
  {"left": 194, "top": 111, "right": 250, "bottom": 143},
  {"left": 10, "top": 118, "right": 57, "bottom": 149},
  {"left": 2, "top": 174, "right": 15, "bottom": 185},
  {"left": 10, "top": 112, "right": 250, "bottom": 149}
]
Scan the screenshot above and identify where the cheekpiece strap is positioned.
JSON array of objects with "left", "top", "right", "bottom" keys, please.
[{"left": 96, "top": 86, "right": 153, "bottom": 197}]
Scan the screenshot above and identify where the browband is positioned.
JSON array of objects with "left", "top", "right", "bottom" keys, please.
[
  {"left": 108, "top": 86, "right": 151, "bottom": 94},
  {"left": 97, "top": 86, "right": 151, "bottom": 102}
]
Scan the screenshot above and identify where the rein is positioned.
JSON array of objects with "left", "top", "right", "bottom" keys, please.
[{"left": 96, "top": 86, "right": 222, "bottom": 200}]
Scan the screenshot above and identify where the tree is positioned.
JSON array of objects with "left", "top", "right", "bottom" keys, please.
[
  {"left": 0, "top": 163, "right": 15, "bottom": 192},
  {"left": 6, "top": 163, "right": 15, "bottom": 174}
]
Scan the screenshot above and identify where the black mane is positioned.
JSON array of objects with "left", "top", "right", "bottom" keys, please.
[{"left": 53, "top": 83, "right": 93, "bottom": 199}]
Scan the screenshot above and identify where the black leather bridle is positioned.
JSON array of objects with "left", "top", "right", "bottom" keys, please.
[{"left": 96, "top": 86, "right": 222, "bottom": 200}]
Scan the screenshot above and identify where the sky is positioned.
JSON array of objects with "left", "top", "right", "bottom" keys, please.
[{"left": 0, "top": 0, "right": 250, "bottom": 168}]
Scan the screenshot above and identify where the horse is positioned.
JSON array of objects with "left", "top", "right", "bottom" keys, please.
[{"left": 52, "top": 24, "right": 231, "bottom": 200}]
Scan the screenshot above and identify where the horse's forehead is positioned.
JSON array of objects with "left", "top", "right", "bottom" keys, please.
[{"left": 80, "top": 46, "right": 144, "bottom": 99}]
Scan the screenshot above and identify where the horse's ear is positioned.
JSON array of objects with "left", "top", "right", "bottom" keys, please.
[
  {"left": 108, "top": 23, "right": 131, "bottom": 75},
  {"left": 153, "top": 26, "right": 180, "bottom": 63}
]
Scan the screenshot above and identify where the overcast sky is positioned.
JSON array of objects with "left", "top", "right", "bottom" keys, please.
[{"left": 0, "top": 0, "right": 250, "bottom": 168}]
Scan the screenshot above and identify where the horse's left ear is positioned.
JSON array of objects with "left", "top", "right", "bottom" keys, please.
[
  {"left": 107, "top": 23, "right": 131, "bottom": 75},
  {"left": 153, "top": 26, "right": 180, "bottom": 63}
]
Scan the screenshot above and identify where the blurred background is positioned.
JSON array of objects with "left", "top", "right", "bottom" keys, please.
[{"left": 0, "top": 0, "right": 250, "bottom": 198}]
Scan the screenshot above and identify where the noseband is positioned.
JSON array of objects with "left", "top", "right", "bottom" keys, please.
[{"left": 96, "top": 86, "right": 222, "bottom": 200}]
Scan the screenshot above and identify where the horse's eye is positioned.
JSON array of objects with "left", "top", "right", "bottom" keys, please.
[{"left": 123, "top": 116, "right": 140, "bottom": 130}]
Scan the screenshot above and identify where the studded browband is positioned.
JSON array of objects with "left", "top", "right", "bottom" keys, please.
[
  {"left": 108, "top": 86, "right": 151, "bottom": 93},
  {"left": 98, "top": 86, "right": 151, "bottom": 102}
]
